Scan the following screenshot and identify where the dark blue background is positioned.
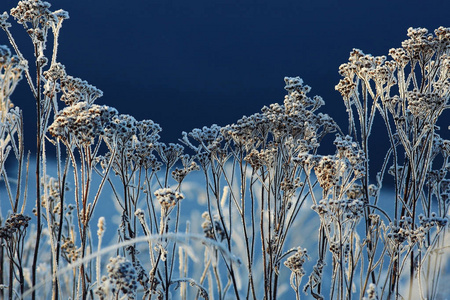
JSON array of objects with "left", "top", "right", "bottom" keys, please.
[{"left": 2, "top": 0, "right": 450, "bottom": 146}]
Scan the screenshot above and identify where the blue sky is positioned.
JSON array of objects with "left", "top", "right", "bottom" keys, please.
[{"left": 3, "top": 0, "right": 450, "bottom": 145}]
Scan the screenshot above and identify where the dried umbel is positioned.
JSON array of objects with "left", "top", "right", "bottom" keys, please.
[
  {"left": 48, "top": 102, "right": 117, "bottom": 145},
  {"left": 96, "top": 256, "right": 138, "bottom": 300},
  {"left": 10, "top": 0, "right": 69, "bottom": 47},
  {"left": 154, "top": 188, "right": 184, "bottom": 211},
  {"left": 407, "top": 89, "right": 446, "bottom": 119},
  {"left": 244, "top": 146, "right": 277, "bottom": 169},
  {"left": 60, "top": 236, "right": 79, "bottom": 262},
  {"left": 284, "top": 247, "right": 309, "bottom": 276},
  {"left": 156, "top": 142, "right": 184, "bottom": 169},
  {"left": 181, "top": 124, "right": 224, "bottom": 154},
  {"left": 10, "top": 0, "right": 54, "bottom": 30},
  {"left": 59, "top": 75, "right": 103, "bottom": 106},
  {"left": 171, "top": 154, "right": 199, "bottom": 183},
  {"left": 0, "top": 213, "right": 31, "bottom": 240},
  {"left": 102, "top": 117, "right": 163, "bottom": 171},
  {"left": 221, "top": 76, "right": 336, "bottom": 152}
]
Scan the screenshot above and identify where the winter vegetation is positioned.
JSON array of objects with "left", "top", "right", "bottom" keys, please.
[{"left": 1, "top": 1, "right": 450, "bottom": 299}]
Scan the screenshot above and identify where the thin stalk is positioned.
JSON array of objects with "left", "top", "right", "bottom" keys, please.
[{"left": 31, "top": 43, "right": 42, "bottom": 300}]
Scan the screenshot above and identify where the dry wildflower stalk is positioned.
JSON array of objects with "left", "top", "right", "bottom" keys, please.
[
  {"left": 335, "top": 26, "right": 450, "bottom": 299},
  {"left": 0, "top": 1, "right": 449, "bottom": 299}
]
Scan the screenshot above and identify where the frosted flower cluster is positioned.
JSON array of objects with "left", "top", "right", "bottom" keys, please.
[
  {"left": 101, "top": 117, "right": 163, "bottom": 172},
  {"left": 407, "top": 89, "right": 445, "bottom": 118},
  {"left": 96, "top": 256, "right": 138, "bottom": 300},
  {"left": 154, "top": 188, "right": 184, "bottom": 211},
  {"left": 156, "top": 142, "right": 184, "bottom": 169},
  {"left": 171, "top": 154, "right": 199, "bottom": 183},
  {"left": 385, "top": 214, "right": 447, "bottom": 247},
  {"left": 103, "top": 113, "right": 138, "bottom": 158},
  {"left": 0, "top": 213, "right": 31, "bottom": 241},
  {"left": 43, "top": 63, "right": 103, "bottom": 106},
  {"left": 130, "top": 119, "right": 162, "bottom": 169},
  {"left": 284, "top": 247, "right": 309, "bottom": 276},
  {"left": 220, "top": 76, "right": 336, "bottom": 159},
  {"left": 181, "top": 124, "right": 223, "bottom": 153},
  {"left": 10, "top": 0, "right": 68, "bottom": 46},
  {"left": 401, "top": 27, "right": 450, "bottom": 60},
  {"left": 297, "top": 136, "right": 366, "bottom": 200},
  {"left": 333, "top": 135, "right": 366, "bottom": 176},
  {"left": 48, "top": 102, "right": 117, "bottom": 145},
  {"left": 312, "top": 196, "right": 365, "bottom": 221},
  {"left": 244, "top": 146, "right": 277, "bottom": 169},
  {"left": 299, "top": 154, "right": 350, "bottom": 193},
  {"left": 60, "top": 75, "right": 103, "bottom": 106},
  {"left": 42, "top": 62, "right": 65, "bottom": 98},
  {"left": 418, "top": 213, "right": 448, "bottom": 229},
  {"left": 10, "top": 0, "right": 53, "bottom": 26},
  {"left": 60, "top": 236, "right": 79, "bottom": 262}
]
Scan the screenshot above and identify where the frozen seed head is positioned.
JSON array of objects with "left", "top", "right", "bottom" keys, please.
[
  {"left": 244, "top": 147, "right": 277, "bottom": 169},
  {"left": 61, "top": 237, "right": 79, "bottom": 262},
  {"left": 284, "top": 247, "right": 309, "bottom": 275},
  {"left": 103, "top": 114, "right": 137, "bottom": 156},
  {"left": 407, "top": 89, "right": 445, "bottom": 119},
  {"left": 97, "top": 217, "right": 106, "bottom": 237},
  {"left": 103, "top": 117, "right": 162, "bottom": 170},
  {"left": 154, "top": 188, "right": 184, "bottom": 210},
  {"left": 0, "top": 12, "right": 11, "bottom": 28},
  {"left": 102, "top": 256, "right": 138, "bottom": 299},
  {"left": 48, "top": 102, "right": 117, "bottom": 145},
  {"left": 182, "top": 124, "right": 224, "bottom": 153},
  {"left": 52, "top": 9, "right": 69, "bottom": 21},
  {"left": 134, "top": 208, "right": 145, "bottom": 219},
  {"left": 156, "top": 143, "right": 184, "bottom": 168},
  {"left": 335, "top": 77, "right": 356, "bottom": 98},
  {"left": 10, "top": 0, "right": 53, "bottom": 26},
  {"left": 60, "top": 76, "right": 103, "bottom": 106},
  {"left": 402, "top": 27, "right": 435, "bottom": 60},
  {"left": 313, "top": 156, "right": 341, "bottom": 190},
  {"left": 284, "top": 76, "right": 310, "bottom": 94},
  {"left": 43, "top": 62, "right": 66, "bottom": 81},
  {"left": 0, "top": 213, "right": 32, "bottom": 240},
  {"left": 171, "top": 155, "right": 199, "bottom": 183}
]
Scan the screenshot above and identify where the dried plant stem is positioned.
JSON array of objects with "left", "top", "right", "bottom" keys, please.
[{"left": 32, "top": 44, "right": 43, "bottom": 300}]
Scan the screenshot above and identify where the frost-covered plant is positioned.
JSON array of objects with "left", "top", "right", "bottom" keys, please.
[
  {"left": 181, "top": 76, "right": 338, "bottom": 299},
  {"left": 1, "top": 1, "right": 450, "bottom": 299},
  {"left": 95, "top": 256, "right": 138, "bottom": 300},
  {"left": 334, "top": 26, "right": 450, "bottom": 299}
]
